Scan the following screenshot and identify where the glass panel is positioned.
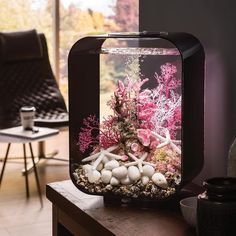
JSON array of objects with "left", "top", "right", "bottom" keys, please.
[
  {"left": 0, "top": 0, "right": 53, "bottom": 62},
  {"left": 60, "top": 0, "right": 139, "bottom": 105},
  {"left": 74, "top": 37, "right": 182, "bottom": 200}
]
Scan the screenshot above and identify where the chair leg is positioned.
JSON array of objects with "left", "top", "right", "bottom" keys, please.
[
  {"left": 38, "top": 141, "right": 67, "bottom": 162},
  {"left": 23, "top": 144, "right": 30, "bottom": 198},
  {"left": 38, "top": 141, "right": 46, "bottom": 158},
  {"left": 0, "top": 143, "right": 11, "bottom": 187},
  {"left": 22, "top": 140, "right": 67, "bottom": 175},
  {"left": 29, "top": 143, "right": 43, "bottom": 207}
]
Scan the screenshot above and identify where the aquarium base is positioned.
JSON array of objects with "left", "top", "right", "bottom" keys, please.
[{"left": 103, "top": 188, "right": 196, "bottom": 210}]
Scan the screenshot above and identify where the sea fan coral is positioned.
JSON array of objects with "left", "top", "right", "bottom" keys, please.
[{"left": 78, "top": 115, "right": 99, "bottom": 153}]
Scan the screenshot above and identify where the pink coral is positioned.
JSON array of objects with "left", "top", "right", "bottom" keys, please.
[
  {"left": 99, "top": 116, "right": 121, "bottom": 149},
  {"left": 137, "top": 129, "right": 151, "bottom": 146},
  {"left": 157, "top": 163, "right": 167, "bottom": 173},
  {"left": 155, "top": 62, "right": 180, "bottom": 99},
  {"left": 130, "top": 142, "right": 140, "bottom": 152},
  {"left": 137, "top": 102, "right": 157, "bottom": 129},
  {"left": 78, "top": 115, "right": 99, "bottom": 153}
]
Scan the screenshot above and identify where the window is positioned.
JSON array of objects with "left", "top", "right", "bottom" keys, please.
[
  {"left": 0, "top": 0, "right": 138, "bottom": 104},
  {"left": 0, "top": 0, "right": 53, "bottom": 62}
]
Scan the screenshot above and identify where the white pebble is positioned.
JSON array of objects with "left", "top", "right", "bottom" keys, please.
[
  {"left": 101, "top": 169, "right": 112, "bottom": 184},
  {"left": 128, "top": 166, "right": 141, "bottom": 182},
  {"left": 142, "top": 165, "right": 155, "bottom": 177},
  {"left": 96, "top": 163, "right": 104, "bottom": 171},
  {"left": 120, "top": 176, "right": 132, "bottom": 185},
  {"left": 102, "top": 156, "right": 110, "bottom": 164},
  {"left": 104, "top": 160, "right": 119, "bottom": 170},
  {"left": 82, "top": 164, "right": 92, "bottom": 176},
  {"left": 112, "top": 166, "right": 128, "bottom": 179},
  {"left": 141, "top": 176, "right": 150, "bottom": 185},
  {"left": 152, "top": 173, "right": 168, "bottom": 188},
  {"left": 110, "top": 177, "right": 120, "bottom": 186},
  {"left": 87, "top": 170, "right": 101, "bottom": 183}
]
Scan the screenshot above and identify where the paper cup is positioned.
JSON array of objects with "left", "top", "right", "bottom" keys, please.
[{"left": 20, "top": 106, "right": 36, "bottom": 130}]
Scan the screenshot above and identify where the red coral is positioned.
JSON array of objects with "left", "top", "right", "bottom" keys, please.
[
  {"left": 99, "top": 116, "right": 121, "bottom": 149},
  {"left": 78, "top": 115, "right": 99, "bottom": 153}
]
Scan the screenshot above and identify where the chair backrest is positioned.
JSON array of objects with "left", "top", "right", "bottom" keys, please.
[{"left": 0, "top": 29, "right": 68, "bottom": 129}]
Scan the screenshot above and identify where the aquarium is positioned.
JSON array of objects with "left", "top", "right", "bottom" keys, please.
[{"left": 68, "top": 32, "right": 205, "bottom": 201}]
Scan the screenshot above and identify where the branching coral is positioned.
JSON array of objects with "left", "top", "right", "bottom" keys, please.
[{"left": 78, "top": 115, "right": 99, "bottom": 153}]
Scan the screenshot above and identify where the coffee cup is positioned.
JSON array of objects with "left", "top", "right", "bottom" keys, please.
[{"left": 20, "top": 106, "right": 36, "bottom": 130}]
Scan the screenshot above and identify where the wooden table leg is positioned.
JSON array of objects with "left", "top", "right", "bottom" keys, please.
[
  {"left": 52, "top": 205, "right": 58, "bottom": 236},
  {"left": 23, "top": 143, "right": 30, "bottom": 198},
  {"left": 0, "top": 143, "right": 11, "bottom": 186},
  {"left": 53, "top": 205, "right": 73, "bottom": 236}
]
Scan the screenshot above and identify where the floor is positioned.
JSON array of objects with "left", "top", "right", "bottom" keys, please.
[{"left": 0, "top": 130, "right": 70, "bottom": 236}]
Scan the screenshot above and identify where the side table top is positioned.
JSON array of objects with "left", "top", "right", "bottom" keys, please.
[
  {"left": 46, "top": 180, "right": 196, "bottom": 236},
  {"left": 0, "top": 126, "right": 59, "bottom": 143}
]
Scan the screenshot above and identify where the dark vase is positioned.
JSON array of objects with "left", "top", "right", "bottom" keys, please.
[{"left": 197, "top": 177, "right": 236, "bottom": 236}]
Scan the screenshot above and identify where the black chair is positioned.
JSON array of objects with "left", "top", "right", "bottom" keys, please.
[{"left": 0, "top": 29, "right": 69, "bottom": 161}]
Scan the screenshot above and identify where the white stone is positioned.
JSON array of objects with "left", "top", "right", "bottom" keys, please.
[
  {"left": 82, "top": 164, "right": 92, "bottom": 176},
  {"left": 141, "top": 176, "right": 150, "bottom": 185},
  {"left": 101, "top": 169, "right": 112, "bottom": 184},
  {"left": 102, "top": 156, "right": 110, "bottom": 164},
  {"left": 96, "top": 163, "right": 104, "bottom": 171},
  {"left": 112, "top": 166, "right": 128, "bottom": 179},
  {"left": 152, "top": 173, "right": 168, "bottom": 188},
  {"left": 87, "top": 170, "right": 101, "bottom": 183},
  {"left": 110, "top": 177, "right": 120, "bottom": 186},
  {"left": 128, "top": 166, "right": 141, "bottom": 182},
  {"left": 104, "top": 160, "right": 119, "bottom": 170},
  {"left": 142, "top": 165, "right": 155, "bottom": 177},
  {"left": 120, "top": 176, "right": 132, "bottom": 185}
]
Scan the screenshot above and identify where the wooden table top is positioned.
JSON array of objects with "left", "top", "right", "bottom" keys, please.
[{"left": 46, "top": 180, "right": 197, "bottom": 236}]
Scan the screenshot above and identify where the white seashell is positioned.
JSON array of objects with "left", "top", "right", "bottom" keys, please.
[
  {"left": 112, "top": 166, "right": 128, "bottom": 179},
  {"left": 152, "top": 172, "right": 168, "bottom": 188},
  {"left": 102, "top": 156, "right": 110, "bottom": 164},
  {"left": 142, "top": 165, "right": 155, "bottom": 177},
  {"left": 120, "top": 176, "right": 132, "bottom": 185},
  {"left": 82, "top": 164, "right": 92, "bottom": 176},
  {"left": 141, "top": 176, "right": 150, "bottom": 185},
  {"left": 101, "top": 169, "right": 112, "bottom": 184},
  {"left": 104, "top": 160, "right": 119, "bottom": 170},
  {"left": 87, "top": 170, "right": 101, "bottom": 183},
  {"left": 110, "top": 177, "right": 120, "bottom": 186},
  {"left": 96, "top": 163, "right": 104, "bottom": 171},
  {"left": 128, "top": 166, "right": 141, "bottom": 181}
]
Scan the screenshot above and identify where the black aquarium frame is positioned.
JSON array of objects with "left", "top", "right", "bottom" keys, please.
[{"left": 68, "top": 32, "right": 205, "bottom": 198}]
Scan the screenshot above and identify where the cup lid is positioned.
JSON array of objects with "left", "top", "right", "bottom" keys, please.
[{"left": 20, "top": 106, "right": 36, "bottom": 112}]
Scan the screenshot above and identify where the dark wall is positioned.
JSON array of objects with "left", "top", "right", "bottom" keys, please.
[{"left": 140, "top": 0, "right": 236, "bottom": 183}]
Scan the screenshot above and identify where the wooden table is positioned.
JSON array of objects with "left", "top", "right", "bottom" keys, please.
[{"left": 46, "top": 180, "right": 198, "bottom": 236}]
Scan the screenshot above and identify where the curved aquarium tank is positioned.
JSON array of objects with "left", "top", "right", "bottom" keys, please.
[{"left": 68, "top": 32, "right": 204, "bottom": 201}]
